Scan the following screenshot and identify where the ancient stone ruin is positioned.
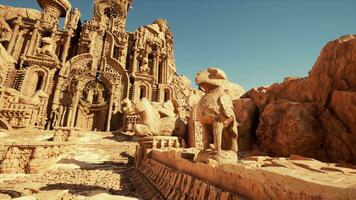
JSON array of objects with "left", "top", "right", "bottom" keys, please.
[{"left": 0, "top": 0, "right": 355, "bottom": 199}]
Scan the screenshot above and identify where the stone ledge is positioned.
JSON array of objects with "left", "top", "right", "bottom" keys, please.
[
  {"left": 138, "top": 157, "right": 245, "bottom": 200},
  {"left": 143, "top": 150, "right": 356, "bottom": 200}
]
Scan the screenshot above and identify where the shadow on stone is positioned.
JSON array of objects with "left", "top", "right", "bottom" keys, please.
[{"left": 39, "top": 183, "right": 136, "bottom": 197}]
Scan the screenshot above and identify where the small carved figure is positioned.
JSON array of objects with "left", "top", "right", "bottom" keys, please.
[
  {"left": 139, "top": 53, "right": 150, "bottom": 73},
  {"left": 37, "top": 37, "right": 57, "bottom": 58},
  {"left": 49, "top": 104, "right": 64, "bottom": 128},
  {"left": 113, "top": 101, "right": 121, "bottom": 114}
]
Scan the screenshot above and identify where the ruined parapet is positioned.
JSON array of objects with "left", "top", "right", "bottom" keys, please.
[
  {"left": 0, "top": 141, "right": 72, "bottom": 174},
  {"left": 137, "top": 157, "right": 244, "bottom": 200},
  {"left": 122, "top": 113, "right": 140, "bottom": 132},
  {"left": 135, "top": 136, "right": 185, "bottom": 169},
  {"left": 137, "top": 150, "right": 356, "bottom": 200},
  {"left": 0, "top": 88, "right": 48, "bottom": 130},
  {"left": 53, "top": 127, "right": 84, "bottom": 142}
]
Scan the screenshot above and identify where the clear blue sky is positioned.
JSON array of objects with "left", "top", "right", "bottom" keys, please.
[{"left": 1, "top": 0, "right": 356, "bottom": 90}]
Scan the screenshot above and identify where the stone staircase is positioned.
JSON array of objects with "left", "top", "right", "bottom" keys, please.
[{"left": 66, "top": 132, "right": 164, "bottom": 199}]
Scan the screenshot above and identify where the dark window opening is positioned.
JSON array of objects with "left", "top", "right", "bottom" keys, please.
[
  {"left": 20, "top": 34, "right": 30, "bottom": 56},
  {"left": 104, "top": 7, "right": 118, "bottom": 19},
  {"left": 56, "top": 44, "right": 64, "bottom": 59},
  {"left": 42, "top": 31, "right": 51, "bottom": 38},
  {"left": 1, "top": 41, "right": 9, "bottom": 49},
  {"left": 164, "top": 89, "right": 170, "bottom": 102},
  {"left": 148, "top": 54, "right": 154, "bottom": 74},
  {"left": 35, "top": 74, "right": 44, "bottom": 91},
  {"left": 158, "top": 62, "right": 163, "bottom": 84},
  {"left": 138, "top": 59, "right": 142, "bottom": 71},
  {"left": 113, "top": 45, "right": 120, "bottom": 60},
  {"left": 140, "top": 86, "right": 146, "bottom": 99},
  {"left": 130, "top": 77, "right": 135, "bottom": 85},
  {"left": 125, "top": 53, "right": 131, "bottom": 70}
]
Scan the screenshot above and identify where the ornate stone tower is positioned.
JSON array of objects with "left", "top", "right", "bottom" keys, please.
[
  {"left": 93, "top": 0, "right": 132, "bottom": 32},
  {"left": 37, "top": 0, "right": 71, "bottom": 27}
]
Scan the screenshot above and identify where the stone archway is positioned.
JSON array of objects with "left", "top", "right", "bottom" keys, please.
[
  {"left": 75, "top": 79, "right": 110, "bottom": 131},
  {"left": 56, "top": 54, "right": 130, "bottom": 132}
]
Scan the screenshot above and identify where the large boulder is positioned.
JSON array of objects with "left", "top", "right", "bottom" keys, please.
[{"left": 257, "top": 101, "right": 324, "bottom": 157}]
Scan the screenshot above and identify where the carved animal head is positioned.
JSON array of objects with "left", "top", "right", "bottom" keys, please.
[
  {"left": 122, "top": 98, "right": 154, "bottom": 115},
  {"left": 195, "top": 67, "right": 228, "bottom": 92},
  {"left": 122, "top": 98, "right": 133, "bottom": 114},
  {"left": 133, "top": 98, "right": 153, "bottom": 113}
]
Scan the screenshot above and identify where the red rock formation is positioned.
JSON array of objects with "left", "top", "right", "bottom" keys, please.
[
  {"left": 233, "top": 98, "right": 258, "bottom": 151},
  {"left": 240, "top": 34, "right": 356, "bottom": 164}
]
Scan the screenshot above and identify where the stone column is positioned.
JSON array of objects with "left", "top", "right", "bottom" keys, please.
[
  {"left": 61, "top": 30, "right": 73, "bottom": 63},
  {"left": 106, "top": 90, "right": 114, "bottom": 132},
  {"left": 153, "top": 53, "right": 159, "bottom": 83},
  {"left": 131, "top": 48, "right": 138, "bottom": 74},
  {"left": 66, "top": 107, "right": 73, "bottom": 127},
  {"left": 163, "top": 56, "right": 169, "bottom": 84},
  {"left": 52, "top": 78, "right": 64, "bottom": 110},
  {"left": 26, "top": 21, "right": 40, "bottom": 55},
  {"left": 160, "top": 55, "right": 167, "bottom": 84},
  {"left": 7, "top": 17, "right": 22, "bottom": 55},
  {"left": 51, "top": 24, "right": 57, "bottom": 38},
  {"left": 69, "top": 88, "right": 82, "bottom": 127},
  {"left": 89, "top": 32, "right": 98, "bottom": 55}
]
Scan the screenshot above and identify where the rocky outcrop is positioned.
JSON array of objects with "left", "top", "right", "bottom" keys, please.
[
  {"left": 241, "top": 34, "right": 356, "bottom": 164},
  {"left": 141, "top": 150, "right": 356, "bottom": 200},
  {"left": 233, "top": 98, "right": 258, "bottom": 151},
  {"left": 257, "top": 101, "right": 324, "bottom": 157}
]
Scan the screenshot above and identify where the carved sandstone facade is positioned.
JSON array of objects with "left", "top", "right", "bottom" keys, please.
[{"left": 0, "top": 0, "right": 178, "bottom": 132}]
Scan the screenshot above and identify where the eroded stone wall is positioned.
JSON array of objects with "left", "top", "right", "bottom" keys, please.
[{"left": 0, "top": 142, "right": 72, "bottom": 174}]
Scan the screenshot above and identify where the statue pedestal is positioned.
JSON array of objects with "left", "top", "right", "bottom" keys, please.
[
  {"left": 196, "top": 149, "right": 237, "bottom": 165},
  {"left": 135, "top": 136, "right": 185, "bottom": 168}
]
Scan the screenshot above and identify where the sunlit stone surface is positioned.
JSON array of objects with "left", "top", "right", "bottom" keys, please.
[{"left": 0, "top": 1, "right": 355, "bottom": 199}]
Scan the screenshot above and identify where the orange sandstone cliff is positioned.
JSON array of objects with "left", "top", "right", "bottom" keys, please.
[{"left": 237, "top": 34, "right": 356, "bottom": 164}]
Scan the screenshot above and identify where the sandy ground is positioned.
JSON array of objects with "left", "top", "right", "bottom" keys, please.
[{"left": 0, "top": 131, "right": 155, "bottom": 200}]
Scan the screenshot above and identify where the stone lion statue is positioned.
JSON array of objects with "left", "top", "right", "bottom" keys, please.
[
  {"left": 195, "top": 67, "right": 245, "bottom": 163},
  {"left": 122, "top": 98, "right": 185, "bottom": 137}
]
